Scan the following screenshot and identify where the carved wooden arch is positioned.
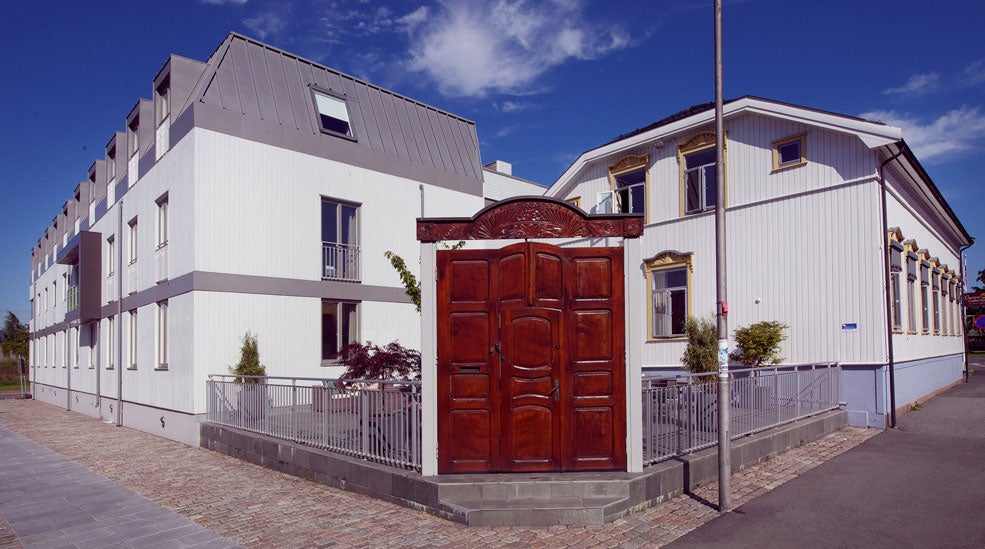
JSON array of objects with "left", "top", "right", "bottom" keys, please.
[{"left": 416, "top": 195, "right": 644, "bottom": 242}]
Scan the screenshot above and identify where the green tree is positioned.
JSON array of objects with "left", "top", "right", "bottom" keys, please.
[
  {"left": 230, "top": 332, "right": 266, "bottom": 383},
  {"left": 1, "top": 311, "right": 29, "bottom": 359},
  {"left": 384, "top": 242, "right": 466, "bottom": 313},
  {"left": 681, "top": 316, "right": 719, "bottom": 375},
  {"left": 730, "top": 321, "right": 788, "bottom": 367}
]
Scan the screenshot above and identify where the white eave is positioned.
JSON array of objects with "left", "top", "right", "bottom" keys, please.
[{"left": 546, "top": 96, "right": 903, "bottom": 196}]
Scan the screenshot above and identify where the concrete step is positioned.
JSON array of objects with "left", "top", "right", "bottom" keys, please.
[
  {"left": 441, "top": 495, "right": 636, "bottom": 526},
  {"left": 437, "top": 476, "right": 632, "bottom": 501}
]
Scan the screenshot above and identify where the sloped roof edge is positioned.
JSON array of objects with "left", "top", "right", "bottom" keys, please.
[{"left": 546, "top": 96, "right": 903, "bottom": 197}]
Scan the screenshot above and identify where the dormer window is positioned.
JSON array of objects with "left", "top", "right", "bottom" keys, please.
[
  {"left": 107, "top": 146, "right": 117, "bottom": 181},
  {"left": 310, "top": 87, "right": 355, "bottom": 139},
  {"left": 156, "top": 76, "right": 170, "bottom": 126},
  {"left": 128, "top": 117, "right": 139, "bottom": 158}
]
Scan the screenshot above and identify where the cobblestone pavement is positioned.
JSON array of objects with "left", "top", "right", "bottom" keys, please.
[{"left": 0, "top": 400, "right": 877, "bottom": 548}]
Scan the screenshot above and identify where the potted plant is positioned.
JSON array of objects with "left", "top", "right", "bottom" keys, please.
[{"left": 230, "top": 332, "right": 268, "bottom": 421}]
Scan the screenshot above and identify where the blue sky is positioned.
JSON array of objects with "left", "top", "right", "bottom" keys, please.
[{"left": 1, "top": 0, "right": 984, "bottom": 323}]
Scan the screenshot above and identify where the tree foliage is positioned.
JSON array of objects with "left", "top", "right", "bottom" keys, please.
[
  {"left": 730, "top": 321, "right": 788, "bottom": 368},
  {"left": 337, "top": 340, "right": 421, "bottom": 381},
  {"left": 1, "top": 311, "right": 29, "bottom": 359},
  {"left": 383, "top": 251, "right": 421, "bottom": 312},
  {"left": 230, "top": 332, "right": 266, "bottom": 383},
  {"left": 681, "top": 316, "right": 719, "bottom": 375}
]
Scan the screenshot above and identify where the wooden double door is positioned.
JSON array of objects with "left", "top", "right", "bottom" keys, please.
[{"left": 437, "top": 242, "right": 626, "bottom": 474}]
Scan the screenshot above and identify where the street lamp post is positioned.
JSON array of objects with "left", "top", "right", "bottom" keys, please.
[{"left": 714, "top": 0, "right": 732, "bottom": 513}]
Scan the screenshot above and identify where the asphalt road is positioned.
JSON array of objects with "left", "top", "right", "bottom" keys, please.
[{"left": 668, "top": 356, "right": 985, "bottom": 548}]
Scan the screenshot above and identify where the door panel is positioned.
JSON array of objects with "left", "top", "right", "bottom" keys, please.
[
  {"left": 501, "top": 307, "right": 561, "bottom": 471},
  {"left": 437, "top": 251, "right": 498, "bottom": 473},
  {"left": 437, "top": 243, "right": 626, "bottom": 474}
]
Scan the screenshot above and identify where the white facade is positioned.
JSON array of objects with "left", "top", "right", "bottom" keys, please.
[
  {"left": 28, "top": 34, "right": 495, "bottom": 445},
  {"left": 545, "top": 97, "right": 972, "bottom": 428}
]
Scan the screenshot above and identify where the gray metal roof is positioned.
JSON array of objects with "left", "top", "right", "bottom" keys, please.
[{"left": 193, "top": 33, "right": 482, "bottom": 181}]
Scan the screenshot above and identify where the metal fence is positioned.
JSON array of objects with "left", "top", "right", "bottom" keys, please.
[
  {"left": 642, "top": 363, "right": 842, "bottom": 466},
  {"left": 322, "top": 242, "right": 360, "bottom": 282},
  {"left": 207, "top": 375, "right": 421, "bottom": 471}
]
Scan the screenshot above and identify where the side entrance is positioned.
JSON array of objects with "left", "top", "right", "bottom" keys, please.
[{"left": 437, "top": 242, "right": 626, "bottom": 474}]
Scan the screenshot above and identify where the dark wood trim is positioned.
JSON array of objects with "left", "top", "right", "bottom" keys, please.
[{"left": 417, "top": 196, "right": 643, "bottom": 242}]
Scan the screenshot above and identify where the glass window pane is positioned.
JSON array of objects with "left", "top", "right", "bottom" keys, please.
[
  {"left": 341, "top": 205, "right": 358, "bottom": 245},
  {"left": 321, "top": 201, "right": 338, "bottom": 243},
  {"left": 314, "top": 92, "right": 352, "bottom": 136},
  {"left": 670, "top": 289, "right": 686, "bottom": 335},
  {"left": 703, "top": 165, "right": 717, "bottom": 208},
  {"left": 685, "top": 169, "right": 701, "bottom": 212},
  {"left": 321, "top": 301, "right": 338, "bottom": 360},
  {"left": 343, "top": 303, "right": 358, "bottom": 346},
  {"left": 629, "top": 184, "right": 645, "bottom": 214},
  {"left": 778, "top": 141, "right": 800, "bottom": 165},
  {"left": 685, "top": 147, "right": 715, "bottom": 169}
]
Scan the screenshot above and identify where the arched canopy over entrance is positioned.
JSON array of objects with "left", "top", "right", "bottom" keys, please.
[{"left": 417, "top": 197, "right": 643, "bottom": 475}]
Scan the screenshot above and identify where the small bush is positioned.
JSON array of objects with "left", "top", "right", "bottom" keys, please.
[
  {"left": 338, "top": 341, "right": 421, "bottom": 381},
  {"left": 681, "top": 316, "right": 719, "bottom": 375},
  {"left": 230, "top": 332, "right": 267, "bottom": 383},
  {"left": 730, "top": 321, "right": 787, "bottom": 367}
]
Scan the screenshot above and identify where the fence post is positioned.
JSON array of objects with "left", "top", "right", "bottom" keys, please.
[
  {"left": 796, "top": 366, "right": 802, "bottom": 418},
  {"left": 361, "top": 388, "right": 369, "bottom": 458}
]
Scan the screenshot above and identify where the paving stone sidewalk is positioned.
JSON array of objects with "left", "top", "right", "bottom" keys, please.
[{"left": 0, "top": 400, "right": 877, "bottom": 548}]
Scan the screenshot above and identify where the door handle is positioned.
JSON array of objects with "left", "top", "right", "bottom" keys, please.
[{"left": 549, "top": 378, "right": 560, "bottom": 401}]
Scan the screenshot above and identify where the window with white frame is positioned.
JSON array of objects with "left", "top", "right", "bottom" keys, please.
[
  {"left": 322, "top": 300, "right": 358, "bottom": 361},
  {"left": 128, "top": 218, "right": 138, "bottom": 264},
  {"left": 128, "top": 117, "right": 139, "bottom": 158},
  {"left": 603, "top": 155, "right": 648, "bottom": 217},
  {"left": 321, "top": 198, "right": 360, "bottom": 281},
  {"left": 644, "top": 252, "right": 692, "bottom": 339},
  {"left": 156, "top": 77, "right": 170, "bottom": 126},
  {"left": 156, "top": 195, "right": 169, "bottom": 248},
  {"left": 683, "top": 146, "right": 717, "bottom": 214},
  {"left": 157, "top": 300, "right": 168, "bottom": 370},
  {"left": 106, "top": 235, "right": 115, "bottom": 275},
  {"left": 89, "top": 323, "right": 97, "bottom": 369},
  {"left": 889, "top": 241, "right": 903, "bottom": 332},
  {"left": 311, "top": 87, "right": 355, "bottom": 138},
  {"left": 106, "top": 316, "right": 115, "bottom": 369},
  {"left": 107, "top": 146, "right": 117, "bottom": 182},
  {"left": 128, "top": 309, "right": 137, "bottom": 369}
]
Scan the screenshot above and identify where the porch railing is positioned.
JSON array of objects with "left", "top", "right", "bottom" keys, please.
[
  {"left": 207, "top": 375, "right": 421, "bottom": 471},
  {"left": 642, "top": 362, "right": 842, "bottom": 466}
]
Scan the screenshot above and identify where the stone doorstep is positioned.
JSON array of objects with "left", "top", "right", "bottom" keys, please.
[{"left": 200, "top": 410, "right": 847, "bottom": 527}]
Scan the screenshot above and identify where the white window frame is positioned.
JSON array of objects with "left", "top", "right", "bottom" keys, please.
[
  {"left": 156, "top": 195, "right": 169, "bottom": 249},
  {"left": 107, "top": 316, "right": 115, "bottom": 370},
  {"left": 310, "top": 86, "right": 356, "bottom": 140},
  {"left": 772, "top": 133, "right": 807, "bottom": 171},
  {"left": 128, "top": 309, "right": 137, "bottom": 369},
  {"left": 644, "top": 252, "right": 693, "bottom": 340},
  {"left": 128, "top": 218, "right": 138, "bottom": 265},
  {"left": 106, "top": 235, "right": 115, "bottom": 276},
  {"left": 321, "top": 300, "right": 359, "bottom": 362},
  {"left": 157, "top": 300, "right": 168, "bottom": 370}
]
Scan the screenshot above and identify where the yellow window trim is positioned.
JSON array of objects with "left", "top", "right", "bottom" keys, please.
[
  {"left": 771, "top": 132, "right": 807, "bottom": 172},
  {"left": 643, "top": 251, "right": 693, "bottom": 342},
  {"left": 608, "top": 154, "right": 650, "bottom": 224},
  {"left": 678, "top": 131, "right": 728, "bottom": 217},
  {"left": 564, "top": 196, "right": 582, "bottom": 210}
]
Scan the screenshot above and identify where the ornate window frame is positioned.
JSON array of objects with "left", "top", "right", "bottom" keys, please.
[
  {"left": 564, "top": 196, "right": 582, "bottom": 210},
  {"left": 903, "top": 239, "right": 919, "bottom": 334},
  {"left": 678, "top": 131, "right": 728, "bottom": 217},
  {"left": 643, "top": 251, "right": 693, "bottom": 341},
  {"left": 887, "top": 228, "right": 904, "bottom": 333},
  {"left": 607, "top": 154, "right": 650, "bottom": 223}
]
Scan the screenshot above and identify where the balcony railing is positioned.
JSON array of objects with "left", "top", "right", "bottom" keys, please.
[{"left": 322, "top": 242, "right": 360, "bottom": 282}]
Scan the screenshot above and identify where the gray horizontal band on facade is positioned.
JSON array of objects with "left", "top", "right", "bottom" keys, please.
[{"left": 31, "top": 271, "right": 411, "bottom": 338}]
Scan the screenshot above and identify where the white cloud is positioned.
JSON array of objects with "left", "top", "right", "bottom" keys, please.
[
  {"left": 860, "top": 106, "right": 985, "bottom": 161},
  {"left": 244, "top": 12, "right": 286, "bottom": 40},
  {"left": 201, "top": 0, "right": 248, "bottom": 5},
  {"left": 882, "top": 73, "right": 940, "bottom": 96},
  {"left": 962, "top": 59, "right": 985, "bottom": 86},
  {"left": 494, "top": 101, "right": 529, "bottom": 113},
  {"left": 404, "top": 1, "right": 629, "bottom": 97}
]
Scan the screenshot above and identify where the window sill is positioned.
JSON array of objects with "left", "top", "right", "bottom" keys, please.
[
  {"left": 155, "top": 365, "right": 169, "bottom": 371},
  {"left": 318, "top": 128, "right": 358, "bottom": 142},
  {"left": 156, "top": 242, "right": 168, "bottom": 251},
  {"left": 771, "top": 160, "right": 807, "bottom": 173},
  {"left": 127, "top": 366, "right": 138, "bottom": 371},
  {"left": 646, "top": 336, "right": 687, "bottom": 342}
]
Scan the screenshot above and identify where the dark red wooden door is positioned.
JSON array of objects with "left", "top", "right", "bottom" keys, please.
[{"left": 437, "top": 243, "right": 626, "bottom": 474}]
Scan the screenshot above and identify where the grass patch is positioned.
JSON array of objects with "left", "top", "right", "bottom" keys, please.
[
  {"left": 910, "top": 402, "right": 923, "bottom": 411},
  {"left": 0, "top": 380, "right": 28, "bottom": 392}
]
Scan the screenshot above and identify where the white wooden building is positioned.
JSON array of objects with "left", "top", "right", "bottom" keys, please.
[
  {"left": 27, "top": 33, "right": 539, "bottom": 445},
  {"left": 544, "top": 96, "right": 973, "bottom": 428}
]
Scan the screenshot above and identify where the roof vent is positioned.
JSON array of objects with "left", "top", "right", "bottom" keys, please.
[{"left": 484, "top": 160, "right": 512, "bottom": 176}]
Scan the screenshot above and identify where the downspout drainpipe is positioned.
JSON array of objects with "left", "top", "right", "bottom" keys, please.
[
  {"left": 879, "top": 143, "right": 905, "bottom": 428},
  {"left": 959, "top": 241, "right": 974, "bottom": 382},
  {"left": 117, "top": 197, "right": 124, "bottom": 427},
  {"left": 66, "top": 325, "right": 72, "bottom": 411},
  {"left": 95, "top": 321, "right": 100, "bottom": 409}
]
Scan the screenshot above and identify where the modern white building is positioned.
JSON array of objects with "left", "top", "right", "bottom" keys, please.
[
  {"left": 28, "top": 33, "right": 540, "bottom": 445},
  {"left": 544, "top": 96, "right": 973, "bottom": 428}
]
